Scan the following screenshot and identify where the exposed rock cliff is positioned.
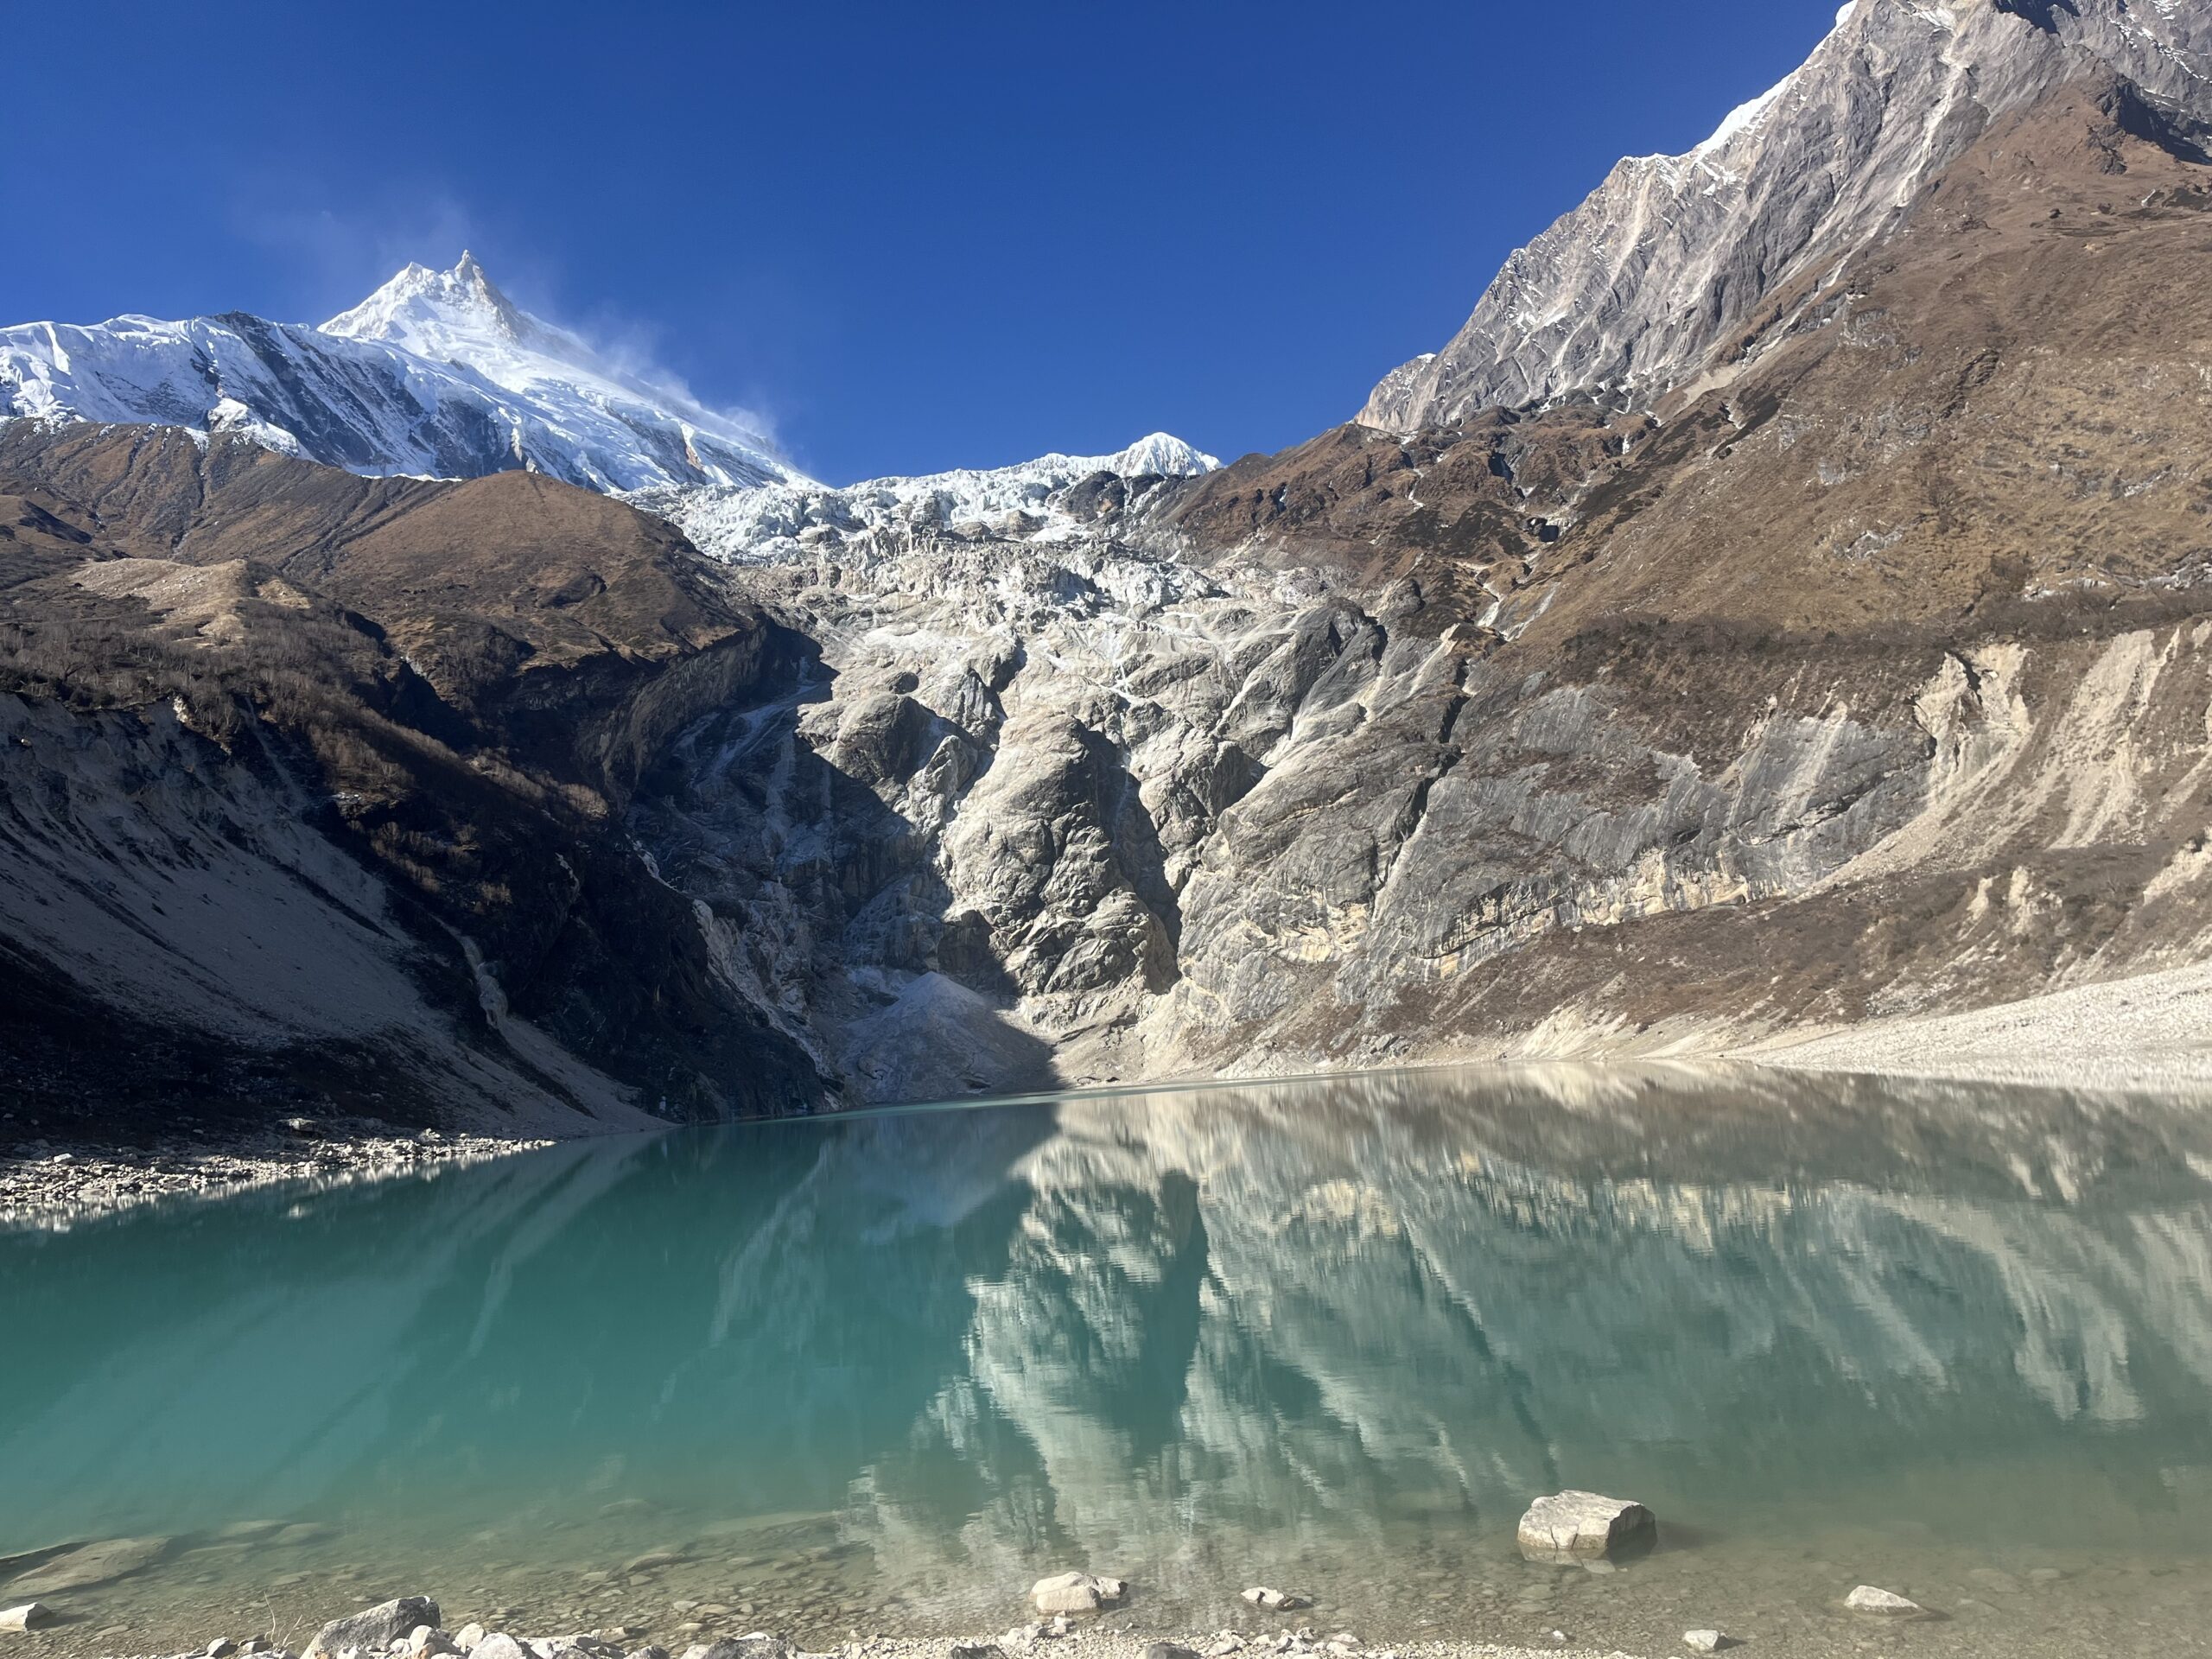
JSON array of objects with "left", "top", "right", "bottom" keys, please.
[
  {"left": 639, "top": 72, "right": 2212, "bottom": 1096},
  {"left": 1359, "top": 0, "right": 2212, "bottom": 429}
]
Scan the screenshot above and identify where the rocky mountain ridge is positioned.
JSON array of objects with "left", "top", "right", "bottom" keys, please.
[{"left": 1359, "top": 0, "right": 2212, "bottom": 429}]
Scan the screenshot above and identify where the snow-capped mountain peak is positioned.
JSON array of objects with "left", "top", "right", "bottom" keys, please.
[
  {"left": 1107, "top": 432, "right": 1217, "bottom": 477},
  {"left": 4, "top": 256, "right": 1213, "bottom": 512},
  {"left": 322, "top": 250, "right": 537, "bottom": 356},
  {"left": 2, "top": 254, "right": 806, "bottom": 493}
]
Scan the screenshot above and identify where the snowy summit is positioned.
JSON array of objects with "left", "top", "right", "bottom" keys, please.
[{"left": 0, "top": 254, "right": 804, "bottom": 493}]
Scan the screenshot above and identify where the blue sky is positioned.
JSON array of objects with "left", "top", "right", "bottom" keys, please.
[{"left": 9, "top": 1, "right": 1843, "bottom": 483}]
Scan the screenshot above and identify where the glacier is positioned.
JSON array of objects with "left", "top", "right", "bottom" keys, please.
[{"left": 629, "top": 430, "right": 1219, "bottom": 565}]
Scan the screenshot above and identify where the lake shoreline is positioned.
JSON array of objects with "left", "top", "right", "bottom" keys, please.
[
  {"left": 1732, "top": 957, "right": 2212, "bottom": 1092},
  {"left": 16, "top": 1617, "right": 1657, "bottom": 1659},
  {"left": 14, "top": 955, "right": 2212, "bottom": 1230},
  {"left": 12, "top": 993, "right": 2208, "bottom": 1227},
  {"left": 0, "top": 1119, "right": 560, "bottom": 1232}
]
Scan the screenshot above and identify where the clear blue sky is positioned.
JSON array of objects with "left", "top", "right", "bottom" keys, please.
[{"left": 8, "top": 1, "right": 1842, "bottom": 483}]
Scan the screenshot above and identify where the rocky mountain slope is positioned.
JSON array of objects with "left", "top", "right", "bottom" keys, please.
[
  {"left": 5, "top": 0, "right": 2212, "bottom": 1125},
  {"left": 0, "top": 423, "right": 822, "bottom": 1131},
  {"left": 0, "top": 254, "right": 798, "bottom": 491},
  {"left": 1360, "top": 0, "right": 2212, "bottom": 430},
  {"left": 632, "top": 32, "right": 2212, "bottom": 1097}
]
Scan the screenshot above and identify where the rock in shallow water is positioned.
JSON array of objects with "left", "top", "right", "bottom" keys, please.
[
  {"left": 7, "top": 1535, "right": 173, "bottom": 1593},
  {"left": 1240, "top": 1589, "right": 1310, "bottom": 1612},
  {"left": 1028, "top": 1573, "right": 1125, "bottom": 1614},
  {"left": 1681, "top": 1633, "right": 1733, "bottom": 1653},
  {"left": 0, "top": 1604, "right": 58, "bottom": 1633},
  {"left": 1845, "top": 1584, "right": 1923, "bottom": 1617},
  {"left": 1516, "top": 1492, "right": 1657, "bottom": 1563}
]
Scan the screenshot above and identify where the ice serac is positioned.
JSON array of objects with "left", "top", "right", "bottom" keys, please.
[
  {"left": 1359, "top": 0, "right": 2212, "bottom": 430},
  {"left": 0, "top": 253, "right": 804, "bottom": 492}
]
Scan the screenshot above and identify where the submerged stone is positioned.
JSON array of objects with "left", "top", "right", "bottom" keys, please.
[
  {"left": 0, "top": 1604, "right": 58, "bottom": 1633},
  {"left": 7, "top": 1535, "right": 172, "bottom": 1594},
  {"left": 1845, "top": 1584, "right": 1923, "bottom": 1617}
]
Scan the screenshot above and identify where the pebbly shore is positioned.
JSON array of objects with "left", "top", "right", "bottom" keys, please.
[
  {"left": 0, "top": 1601, "right": 1654, "bottom": 1659},
  {"left": 0, "top": 1120, "right": 556, "bottom": 1232}
]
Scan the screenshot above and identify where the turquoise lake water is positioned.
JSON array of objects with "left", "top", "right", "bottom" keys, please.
[{"left": 7, "top": 1065, "right": 2212, "bottom": 1656}]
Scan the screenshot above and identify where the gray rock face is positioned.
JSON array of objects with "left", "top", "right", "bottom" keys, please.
[
  {"left": 1360, "top": 0, "right": 2212, "bottom": 429},
  {"left": 647, "top": 480, "right": 1966, "bottom": 1095},
  {"left": 301, "top": 1599, "right": 441, "bottom": 1659},
  {"left": 1516, "top": 1491, "right": 1656, "bottom": 1562}
]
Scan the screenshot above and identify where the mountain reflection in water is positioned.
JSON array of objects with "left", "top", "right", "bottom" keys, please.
[{"left": 8, "top": 1063, "right": 2212, "bottom": 1622}]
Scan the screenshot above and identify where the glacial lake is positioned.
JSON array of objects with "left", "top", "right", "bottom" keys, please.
[{"left": 8, "top": 1065, "right": 2212, "bottom": 1658}]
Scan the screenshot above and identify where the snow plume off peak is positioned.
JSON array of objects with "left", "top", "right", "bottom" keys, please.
[{"left": 1, "top": 251, "right": 804, "bottom": 493}]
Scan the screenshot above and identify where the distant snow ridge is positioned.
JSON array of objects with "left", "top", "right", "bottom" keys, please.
[
  {"left": 0, "top": 253, "right": 804, "bottom": 493},
  {"left": 635, "top": 432, "right": 1220, "bottom": 564}
]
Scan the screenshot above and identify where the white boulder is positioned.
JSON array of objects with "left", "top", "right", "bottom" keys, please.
[
  {"left": 1846, "top": 1585, "right": 1923, "bottom": 1617},
  {"left": 1028, "top": 1573, "right": 1125, "bottom": 1615},
  {"left": 1516, "top": 1491, "right": 1657, "bottom": 1563}
]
